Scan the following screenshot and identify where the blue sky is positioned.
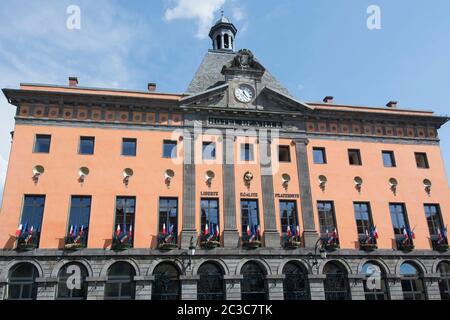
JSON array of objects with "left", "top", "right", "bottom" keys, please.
[{"left": 0, "top": 0, "right": 449, "bottom": 202}]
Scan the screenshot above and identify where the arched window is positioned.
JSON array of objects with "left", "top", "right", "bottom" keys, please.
[
  {"left": 283, "top": 262, "right": 310, "bottom": 300},
  {"left": 216, "top": 35, "right": 222, "bottom": 50},
  {"left": 7, "top": 263, "right": 38, "bottom": 300},
  {"left": 323, "top": 262, "right": 351, "bottom": 300},
  {"left": 400, "top": 262, "right": 426, "bottom": 300},
  {"left": 241, "top": 262, "right": 268, "bottom": 300},
  {"left": 362, "top": 262, "right": 390, "bottom": 300},
  {"left": 438, "top": 261, "right": 450, "bottom": 300},
  {"left": 224, "top": 34, "right": 229, "bottom": 49},
  {"left": 57, "top": 262, "right": 88, "bottom": 300},
  {"left": 104, "top": 262, "right": 136, "bottom": 300},
  {"left": 197, "top": 262, "right": 225, "bottom": 300},
  {"left": 152, "top": 263, "right": 180, "bottom": 300}
]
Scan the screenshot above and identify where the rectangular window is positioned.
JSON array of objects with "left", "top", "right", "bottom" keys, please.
[
  {"left": 200, "top": 199, "right": 220, "bottom": 241},
  {"left": 424, "top": 204, "right": 446, "bottom": 242},
  {"left": 348, "top": 149, "right": 362, "bottom": 165},
  {"left": 415, "top": 152, "right": 429, "bottom": 169},
  {"left": 66, "top": 196, "right": 91, "bottom": 247},
  {"left": 354, "top": 202, "right": 374, "bottom": 236},
  {"left": 122, "top": 138, "right": 137, "bottom": 156},
  {"left": 313, "top": 147, "right": 327, "bottom": 164},
  {"left": 163, "top": 140, "right": 177, "bottom": 159},
  {"left": 113, "top": 197, "right": 135, "bottom": 248},
  {"left": 278, "top": 146, "right": 291, "bottom": 162},
  {"left": 79, "top": 137, "right": 95, "bottom": 155},
  {"left": 240, "top": 144, "right": 254, "bottom": 161},
  {"left": 158, "top": 198, "right": 178, "bottom": 243},
  {"left": 17, "top": 195, "right": 46, "bottom": 249},
  {"left": 34, "top": 135, "right": 51, "bottom": 153},
  {"left": 382, "top": 151, "right": 396, "bottom": 167},
  {"left": 317, "top": 201, "right": 338, "bottom": 241},
  {"left": 389, "top": 203, "right": 413, "bottom": 248},
  {"left": 241, "top": 199, "right": 260, "bottom": 239},
  {"left": 202, "top": 142, "right": 216, "bottom": 160},
  {"left": 279, "top": 200, "right": 299, "bottom": 234}
]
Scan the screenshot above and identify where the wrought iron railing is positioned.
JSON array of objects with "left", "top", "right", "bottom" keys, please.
[
  {"left": 157, "top": 233, "right": 178, "bottom": 250},
  {"left": 16, "top": 232, "right": 40, "bottom": 251}
]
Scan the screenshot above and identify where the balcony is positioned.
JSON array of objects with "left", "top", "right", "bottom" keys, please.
[
  {"left": 199, "top": 233, "right": 220, "bottom": 249},
  {"left": 157, "top": 233, "right": 178, "bottom": 250},
  {"left": 321, "top": 236, "right": 340, "bottom": 251},
  {"left": 396, "top": 237, "right": 415, "bottom": 252},
  {"left": 358, "top": 236, "right": 378, "bottom": 251},
  {"left": 16, "top": 232, "right": 40, "bottom": 251},
  {"left": 64, "top": 233, "right": 88, "bottom": 251},
  {"left": 112, "top": 233, "right": 133, "bottom": 251},
  {"left": 242, "top": 234, "right": 262, "bottom": 249},
  {"left": 431, "top": 235, "right": 449, "bottom": 252},
  {"left": 283, "top": 234, "right": 302, "bottom": 249}
]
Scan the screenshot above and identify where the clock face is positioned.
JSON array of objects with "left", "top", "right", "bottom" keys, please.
[{"left": 234, "top": 84, "right": 254, "bottom": 103}]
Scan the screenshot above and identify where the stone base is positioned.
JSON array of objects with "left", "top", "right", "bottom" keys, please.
[
  {"left": 264, "top": 230, "right": 281, "bottom": 248},
  {"left": 303, "top": 229, "right": 320, "bottom": 249},
  {"left": 222, "top": 229, "right": 240, "bottom": 248},
  {"left": 180, "top": 229, "right": 198, "bottom": 249}
]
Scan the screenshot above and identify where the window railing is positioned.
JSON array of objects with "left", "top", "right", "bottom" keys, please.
[
  {"left": 199, "top": 233, "right": 221, "bottom": 249},
  {"left": 283, "top": 233, "right": 302, "bottom": 249},
  {"left": 16, "top": 231, "right": 40, "bottom": 251},
  {"left": 431, "top": 235, "right": 449, "bottom": 252},
  {"left": 320, "top": 234, "right": 340, "bottom": 251},
  {"left": 242, "top": 233, "right": 262, "bottom": 249},
  {"left": 157, "top": 232, "right": 178, "bottom": 250},
  {"left": 396, "top": 235, "right": 414, "bottom": 251},
  {"left": 358, "top": 235, "right": 378, "bottom": 251},
  {"left": 112, "top": 232, "right": 133, "bottom": 250},
  {"left": 64, "top": 232, "right": 88, "bottom": 250}
]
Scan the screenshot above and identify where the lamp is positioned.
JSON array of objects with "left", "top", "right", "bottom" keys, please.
[{"left": 307, "top": 238, "right": 327, "bottom": 270}]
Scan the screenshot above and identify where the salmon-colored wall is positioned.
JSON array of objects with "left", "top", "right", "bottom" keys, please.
[
  {"left": 0, "top": 124, "right": 184, "bottom": 249},
  {"left": 308, "top": 139, "right": 450, "bottom": 249}
]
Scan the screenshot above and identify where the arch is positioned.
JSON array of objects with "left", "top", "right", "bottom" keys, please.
[
  {"left": 277, "top": 259, "right": 311, "bottom": 276},
  {"left": 51, "top": 259, "right": 93, "bottom": 278},
  {"left": 56, "top": 261, "right": 89, "bottom": 300},
  {"left": 395, "top": 259, "right": 427, "bottom": 275},
  {"left": 318, "top": 259, "right": 352, "bottom": 275},
  {"left": 104, "top": 261, "right": 137, "bottom": 300},
  {"left": 0, "top": 259, "right": 44, "bottom": 281},
  {"left": 147, "top": 258, "right": 183, "bottom": 276},
  {"left": 6, "top": 262, "right": 40, "bottom": 300},
  {"left": 197, "top": 261, "right": 225, "bottom": 300},
  {"left": 235, "top": 259, "right": 271, "bottom": 276},
  {"left": 432, "top": 259, "right": 450, "bottom": 274},
  {"left": 356, "top": 258, "right": 390, "bottom": 275},
  {"left": 360, "top": 260, "right": 391, "bottom": 300},
  {"left": 152, "top": 262, "right": 181, "bottom": 300},
  {"left": 322, "top": 261, "right": 352, "bottom": 300},
  {"left": 194, "top": 259, "right": 229, "bottom": 276},
  {"left": 282, "top": 261, "right": 311, "bottom": 300},
  {"left": 240, "top": 261, "right": 269, "bottom": 300},
  {"left": 100, "top": 259, "right": 140, "bottom": 278},
  {"left": 398, "top": 260, "right": 427, "bottom": 300}
]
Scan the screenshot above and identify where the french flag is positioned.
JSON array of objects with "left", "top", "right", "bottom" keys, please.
[
  {"left": 247, "top": 225, "right": 251, "bottom": 237},
  {"left": 287, "top": 225, "right": 292, "bottom": 237},
  {"left": 403, "top": 227, "right": 409, "bottom": 240},
  {"left": 373, "top": 226, "right": 379, "bottom": 239},
  {"left": 15, "top": 224, "right": 23, "bottom": 237},
  {"left": 438, "top": 229, "right": 444, "bottom": 244},
  {"left": 69, "top": 225, "right": 74, "bottom": 238},
  {"left": 204, "top": 223, "right": 209, "bottom": 236},
  {"left": 365, "top": 229, "right": 371, "bottom": 244},
  {"left": 333, "top": 228, "right": 338, "bottom": 239},
  {"left": 297, "top": 226, "right": 301, "bottom": 238},
  {"left": 128, "top": 225, "right": 133, "bottom": 238},
  {"left": 162, "top": 223, "right": 167, "bottom": 235},
  {"left": 115, "top": 224, "right": 121, "bottom": 237},
  {"left": 215, "top": 225, "right": 220, "bottom": 237},
  {"left": 257, "top": 225, "right": 261, "bottom": 238}
]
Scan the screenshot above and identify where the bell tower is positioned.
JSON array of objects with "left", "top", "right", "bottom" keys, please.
[{"left": 209, "top": 11, "right": 237, "bottom": 51}]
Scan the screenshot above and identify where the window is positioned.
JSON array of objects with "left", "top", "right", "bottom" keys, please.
[
  {"left": 202, "top": 142, "right": 216, "bottom": 160},
  {"left": 280, "top": 200, "right": 299, "bottom": 235},
  {"left": 283, "top": 262, "right": 310, "bottom": 300},
  {"left": 241, "top": 262, "right": 268, "bottom": 300},
  {"left": 382, "top": 151, "right": 396, "bottom": 167},
  {"left": 400, "top": 262, "right": 426, "bottom": 300},
  {"left": 313, "top": 147, "right": 327, "bottom": 164},
  {"left": 34, "top": 134, "right": 51, "bottom": 153},
  {"left": 241, "top": 144, "right": 254, "bottom": 161},
  {"left": 348, "top": 149, "right": 362, "bottom": 165},
  {"left": 113, "top": 197, "right": 135, "bottom": 248},
  {"left": 163, "top": 140, "right": 177, "bottom": 158},
  {"left": 7, "top": 263, "right": 38, "bottom": 300},
  {"left": 389, "top": 203, "right": 413, "bottom": 248},
  {"left": 323, "top": 262, "right": 351, "bottom": 300},
  {"left": 241, "top": 200, "right": 260, "bottom": 240},
  {"left": 278, "top": 146, "right": 291, "bottom": 162},
  {"left": 415, "top": 152, "right": 429, "bottom": 168},
  {"left": 362, "top": 262, "right": 389, "bottom": 300},
  {"left": 317, "top": 201, "right": 338, "bottom": 241},
  {"left": 79, "top": 137, "right": 95, "bottom": 155},
  {"left": 57, "top": 263, "right": 88, "bottom": 300},
  {"left": 424, "top": 204, "right": 447, "bottom": 249},
  {"left": 159, "top": 198, "right": 178, "bottom": 244},
  {"left": 438, "top": 262, "right": 450, "bottom": 300},
  {"left": 122, "top": 138, "right": 136, "bottom": 156},
  {"left": 152, "top": 263, "right": 180, "bottom": 300},
  {"left": 198, "top": 262, "right": 225, "bottom": 300},
  {"left": 66, "top": 196, "right": 91, "bottom": 248},
  {"left": 200, "top": 199, "right": 220, "bottom": 242},
  {"left": 104, "top": 262, "right": 136, "bottom": 300},
  {"left": 354, "top": 202, "right": 374, "bottom": 236},
  {"left": 17, "top": 196, "right": 45, "bottom": 249}
]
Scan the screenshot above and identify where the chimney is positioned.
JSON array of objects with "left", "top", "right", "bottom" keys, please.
[
  {"left": 386, "top": 101, "right": 397, "bottom": 108},
  {"left": 69, "top": 77, "right": 78, "bottom": 87},
  {"left": 323, "top": 96, "right": 334, "bottom": 103},
  {"left": 148, "top": 83, "right": 157, "bottom": 92}
]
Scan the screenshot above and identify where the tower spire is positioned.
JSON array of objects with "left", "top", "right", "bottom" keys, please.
[{"left": 208, "top": 11, "right": 237, "bottom": 52}]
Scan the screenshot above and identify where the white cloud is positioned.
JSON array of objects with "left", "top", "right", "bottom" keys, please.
[
  {"left": 232, "top": 6, "right": 246, "bottom": 22},
  {"left": 164, "top": 0, "right": 226, "bottom": 39}
]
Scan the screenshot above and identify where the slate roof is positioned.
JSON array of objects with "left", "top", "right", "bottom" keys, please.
[{"left": 186, "top": 50, "right": 292, "bottom": 97}]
